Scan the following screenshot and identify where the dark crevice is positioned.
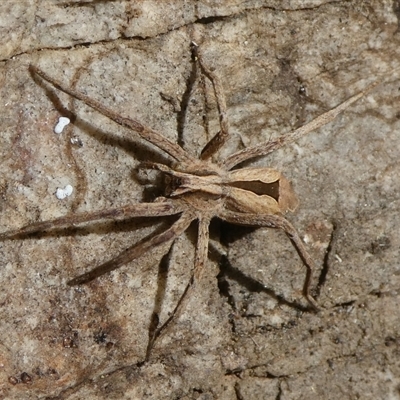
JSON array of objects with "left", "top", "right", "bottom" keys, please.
[
  {"left": 276, "top": 380, "right": 283, "bottom": 400},
  {"left": 234, "top": 381, "right": 244, "bottom": 400},
  {"left": 57, "top": 0, "right": 122, "bottom": 7},
  {"left": 333, "top": 300, "right": 356, "bottom": 309},
  {"left": 316, "top": 221, "right": 339, "bottom": 297},
  {"left": 226, "top": 367, "right": 244, "bottom": 377},
  {"left": 196, "top": 16, "right": 231, "bottom": 25}
]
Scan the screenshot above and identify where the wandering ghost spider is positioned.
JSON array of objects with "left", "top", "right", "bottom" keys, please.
[{"left": 0, "top": 43, "right": 385, "bottom": 351}]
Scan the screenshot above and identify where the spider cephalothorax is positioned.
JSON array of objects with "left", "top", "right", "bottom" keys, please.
[{"left": 0, "top": 43, "right": 381, "bottom": 354}]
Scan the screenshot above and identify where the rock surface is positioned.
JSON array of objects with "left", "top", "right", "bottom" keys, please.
[{"left": 1, "top": 1, "right": 400, "bottom": 399}]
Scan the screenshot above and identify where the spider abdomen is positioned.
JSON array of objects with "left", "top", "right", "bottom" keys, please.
[{"left": 224, "top": 167, "right": 299, "bottom": 214}]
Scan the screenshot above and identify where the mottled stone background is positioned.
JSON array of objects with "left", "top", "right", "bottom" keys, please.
[{"left": 1, "top": 1, "right": 400, "bottom": 399}]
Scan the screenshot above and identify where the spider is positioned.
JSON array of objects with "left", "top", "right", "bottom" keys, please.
[{"left": 0, "top": 43, "right": 377, "bottom": 351}]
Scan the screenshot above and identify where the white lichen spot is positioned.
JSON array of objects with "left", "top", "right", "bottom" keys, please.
[
  {"left": 56, "top": 184, "right": 73, "bottom": 200},
  {"left": 54, "top": 117, "right": 70, "bottom": 134},
  {"left": 334, "top": 254, "right": 343, "bottom": 263},
  {"left": 303, "top": 233, "right": 311, "bottom": 244}
]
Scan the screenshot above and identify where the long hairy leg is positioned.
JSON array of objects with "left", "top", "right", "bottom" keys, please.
[
  {"left": 68, "top": 212, "right": 194, "bottom": 285},
  {"left": 192, "top": 44, "right": 231, "bottom": 161},
  {"left": 148, "top": 217, "right": 210, "bottom": 354},
  {"left": 30, "top": 65, "right": 197, "bottom": 165},
  {"left": 0, "top": 201, "right": 183, "bottom": 240},
  {"left": 222, "top": 81, "right": 380, "bottom": 169},
  {"left": 218, "top": 210, "right": 320, "bottom": 311}
]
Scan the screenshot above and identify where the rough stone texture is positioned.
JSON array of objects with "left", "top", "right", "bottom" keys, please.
[{"left": 1, "top": 1, "right": 400, "bottom": 399}]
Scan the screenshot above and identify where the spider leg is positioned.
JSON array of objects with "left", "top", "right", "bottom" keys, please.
[
  {"left": 68, "top": 212, "right": 194, "bottom": 285},
  {"left": 193, "top": 44, "right": 230, "bottom": 161},
  {"left": 149, "top": 217, "right": 210, "bottom": 352},
  {"left": 218, "top": 210, "right": 320, "bottom": 311},
  {"left": 222, "top": 81, "right": 380, "bottom": 169},
  {"left": 29, "top": 65, "right": 197, "bottom": 165},
  {"left": 0, "top": 201, "right": 183, "bottom": 240}
]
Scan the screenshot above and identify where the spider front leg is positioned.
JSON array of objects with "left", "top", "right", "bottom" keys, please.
[
  {"left": 218, "top": 210, "right": 320, "bottom": 311},
  {"left": 192, "top": 44, "right": 230, "bottom": 161},
  {"left": 29, "top": 65, "right": 197, "bottom": 165},
  {"left": 0, "top": 201, "right": 182, "bottom": 240},
  {"left": 149, "top": 216, "right": 211, "bottom": 353}
]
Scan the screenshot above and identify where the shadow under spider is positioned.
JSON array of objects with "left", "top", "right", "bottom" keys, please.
[{"left": 0, "top": 42, "right": 388, "bottom": 357}]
